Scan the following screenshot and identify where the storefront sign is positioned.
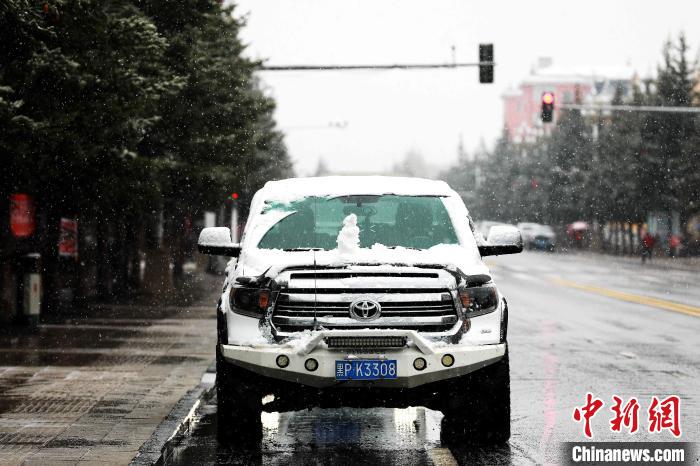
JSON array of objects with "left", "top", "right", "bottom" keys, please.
[
  {"left": 10, "top": 193, "right": 35, "bottom": 238},
  {"left": 58, "top": 218, "right": 78, "bottom": 258}
]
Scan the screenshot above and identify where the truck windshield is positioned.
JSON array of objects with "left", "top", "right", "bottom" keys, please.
[{"left": 258, "top": 195, "right": 459, "bottom": 250}]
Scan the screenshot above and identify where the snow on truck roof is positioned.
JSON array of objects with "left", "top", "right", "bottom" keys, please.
[{"left": 259, "top": 176, "right": 455, "bottom": 203}]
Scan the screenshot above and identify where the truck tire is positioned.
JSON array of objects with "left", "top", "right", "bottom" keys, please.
[
  {"left": 441, "top": 350, "right": 510, "bottom": 445},
  {"left": 216, "top": 344, "right": 262, "bottom": 446}
]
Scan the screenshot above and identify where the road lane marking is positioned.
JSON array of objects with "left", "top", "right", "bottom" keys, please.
[
  {"left": 427, "top": 448, "right": 459, "bottom": 466},
  {"left": 551, "top": 278, "right": 700, "bottom": 318},
  {"left": 512, "top": 272, "right": 535, "bottom": 282}
]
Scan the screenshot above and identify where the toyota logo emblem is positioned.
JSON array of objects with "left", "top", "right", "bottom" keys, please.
[{"left": 349, "top": 298, "right": 381, "bottom": 321}]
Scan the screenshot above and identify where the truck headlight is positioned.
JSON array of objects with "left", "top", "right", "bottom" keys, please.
[
  {"left": 229, "top": 286, "right": 270, "bottom": 318},
  {"left": 459, "top": 284, "right": 499, "bottom": 317}
]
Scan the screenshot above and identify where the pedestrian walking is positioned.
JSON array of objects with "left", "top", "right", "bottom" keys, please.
[
  {"left": 641, "top": 231, "right": 655, "bottom": 263},
  {"left": 669, "top": 233, "right": 683, "bottom": 257}
]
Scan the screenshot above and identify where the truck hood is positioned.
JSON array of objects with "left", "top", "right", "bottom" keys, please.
[{"left": 234, "top": 243, "right": 489, "bottom": 279}]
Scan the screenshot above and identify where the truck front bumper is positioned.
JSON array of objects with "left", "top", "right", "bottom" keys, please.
[{"left": 221, "top": 329, "right": 506, "bottom": 388}]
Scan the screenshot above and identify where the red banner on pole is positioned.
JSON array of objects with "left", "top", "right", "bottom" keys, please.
[
  {"left": 58, "top": 218, "right": 78, "bottom": 258},
  {"left": 9, "top": 194, "right": 35, "bottom": 238}
]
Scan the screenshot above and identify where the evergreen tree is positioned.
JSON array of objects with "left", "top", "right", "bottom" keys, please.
[
  {"left": 545, "top": 99, "right": 595, "bottom": 223},
  {"left": 473, "top": 129, "right": 518, "bottom": 221},
  {"left": 642, "top": 34, "right": 695, "bottom": 220},
  {"left": 138, "top": 0, "right": 291, "bottom": 222},
  {"left": 515, "top": 137, "right": 550, "bottom": 223},
  {"left": 1, "top": 0, "right": 292, "bottom": 306},
  {"left": 441, "top": 140, "right": 479, "bottom": 217},
  {"left": 592, "top": 83, "right": 645, "bottom": 225}
]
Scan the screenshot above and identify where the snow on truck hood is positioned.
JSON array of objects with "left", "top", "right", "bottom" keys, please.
[{"left": 237, "top": 243, "right": 488, "bottom": 278}]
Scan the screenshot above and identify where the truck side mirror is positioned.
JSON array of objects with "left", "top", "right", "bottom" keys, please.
[
  {"left": 197, "top": 227, "right": 241, "bottom": 257},
  {"left": 479, "top": 225, "right": 523, "bottom": 256}
]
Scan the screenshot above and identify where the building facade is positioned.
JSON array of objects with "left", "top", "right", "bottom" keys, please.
[{"left": 503, "top": 59, "right": 637, "bottom": 142}]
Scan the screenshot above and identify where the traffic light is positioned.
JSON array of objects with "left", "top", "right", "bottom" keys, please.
[
  {"left": 541, "top": 92, "right": 554, "bottom": 123},
  {"left": 479, "top": 44, "right": 494, "bottom": 84}
]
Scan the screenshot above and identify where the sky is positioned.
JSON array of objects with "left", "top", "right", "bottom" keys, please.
[{"left": 233, "top": 0, "right": 700, "bottom": 176}]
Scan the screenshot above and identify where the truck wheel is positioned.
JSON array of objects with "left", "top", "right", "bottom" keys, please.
[
  {"left": 441, "top": 350, "right": 510, "bottom": 445},
  {"left": 216, "top": 345, "right": 262, "bottom": 447}
]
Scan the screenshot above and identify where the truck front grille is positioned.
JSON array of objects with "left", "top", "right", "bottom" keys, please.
[{"left": 271, "top": 288, "right": 459, "bottom": 334}]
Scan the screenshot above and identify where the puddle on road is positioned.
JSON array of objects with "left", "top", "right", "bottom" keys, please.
[
  {"left": 161, "top": 396, "right": 516, "bottom": 466},
  {"left": 257, "top": 406, "right": 443, "bottom": 451}
]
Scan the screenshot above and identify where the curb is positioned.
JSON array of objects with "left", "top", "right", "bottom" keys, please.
[
  {"left": 130, "top": 366, "right": 216, "bottom": 466},
  {"left": 559, "top": 250, "right": 700, "bottom": 273}
]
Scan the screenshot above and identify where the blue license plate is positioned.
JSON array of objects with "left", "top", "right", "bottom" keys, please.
[{"left": 335, "top": 360, "right": 397, "bottom": 380}]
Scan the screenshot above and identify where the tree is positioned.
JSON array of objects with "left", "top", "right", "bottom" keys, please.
[
  {"left": 476, "top": 129, "right": 521, "bottom": 221},
  {"left": 545, "top": 92, "right": 595, "bottom": 223},
  {"left": 1, "top": 0, "right": 292, "bottom": 309},
  {"left": 441, "top": 139, "right": 479, "bottom": 217},
  {"left": 592, "top": 83, "right": 646, "bottom": 225},
  {"left": 1, "top": 0, "right": 180, "bottom": 304},
  {"left": 138, "top": 1, "right": 291, "bottom": 279},
  {"left": 314, "top": 158, "right": 330, "bottom": 176},
  {"left": 633, "top": 33, "right": 697, "bottom": 250},
  {"left": 392, "top": 150, "right": 433, "bottom": 177}
]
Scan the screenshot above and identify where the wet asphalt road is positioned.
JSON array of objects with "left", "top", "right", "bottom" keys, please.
[{"left": 162, "top": 252, "right": 700, "bottom": 465}]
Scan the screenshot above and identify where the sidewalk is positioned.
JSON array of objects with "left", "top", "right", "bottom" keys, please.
[
  {"left": 0, "top": 273, "right": 220, "bottom": 465},
  {"left": 564, "top": 249, "right": 700, "bottom": 273}
]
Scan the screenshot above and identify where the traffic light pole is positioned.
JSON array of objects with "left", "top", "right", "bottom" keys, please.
[
  {"left": 259, "top": 62, "right": 494, "bottom": 71},
  {"left": 258, "top": 44, "right": 495, "bottom": 83},
  {"left": 559, "top": 103, "right": 700, "bottom": 114}
]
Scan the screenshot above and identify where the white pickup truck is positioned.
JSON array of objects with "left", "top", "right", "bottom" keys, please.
[{"left": 198, "top": 176, "right": 522, "bottom": 446}]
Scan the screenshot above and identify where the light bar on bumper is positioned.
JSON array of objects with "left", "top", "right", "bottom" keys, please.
[{"left": 325, "top": 336, "right": 408, "bottom": 349}]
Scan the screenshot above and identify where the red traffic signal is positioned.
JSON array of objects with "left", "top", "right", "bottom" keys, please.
[
  {"left": 230, "top": 192, "right": 239, "bottom": 200},
  {"left": 541, "top": 92, "right": 555, "bottom": 123}
]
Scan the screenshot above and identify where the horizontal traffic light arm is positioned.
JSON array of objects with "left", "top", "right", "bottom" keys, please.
[
  {"left": 258, "top": 62, "right": 494, "bottom": 71},
  {"left": 559, "top": 103, "right": 700, "bottom": 114}
]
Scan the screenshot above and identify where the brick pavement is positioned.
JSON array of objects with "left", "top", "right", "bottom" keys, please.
[{"left": 0, "top": 274, "right": 219, "bottom": 465}]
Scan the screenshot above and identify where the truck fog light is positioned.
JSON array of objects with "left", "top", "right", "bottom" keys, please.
[
  {"left": 413, "top": 357, "right": 427, "bottom": 371},
  {"left": 441, "top": 354, "right": 455, "bottom": 367},
  {"left": 304, "top": 358, "right": 318, "bottom": 372},
  {"left": 276, "top": 355, "right": 289, "bottom": 368}
]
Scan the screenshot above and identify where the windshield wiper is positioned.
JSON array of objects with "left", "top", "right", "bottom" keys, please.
[{"left": 283, "top": 247, "right": 324, "bottom": 251}]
